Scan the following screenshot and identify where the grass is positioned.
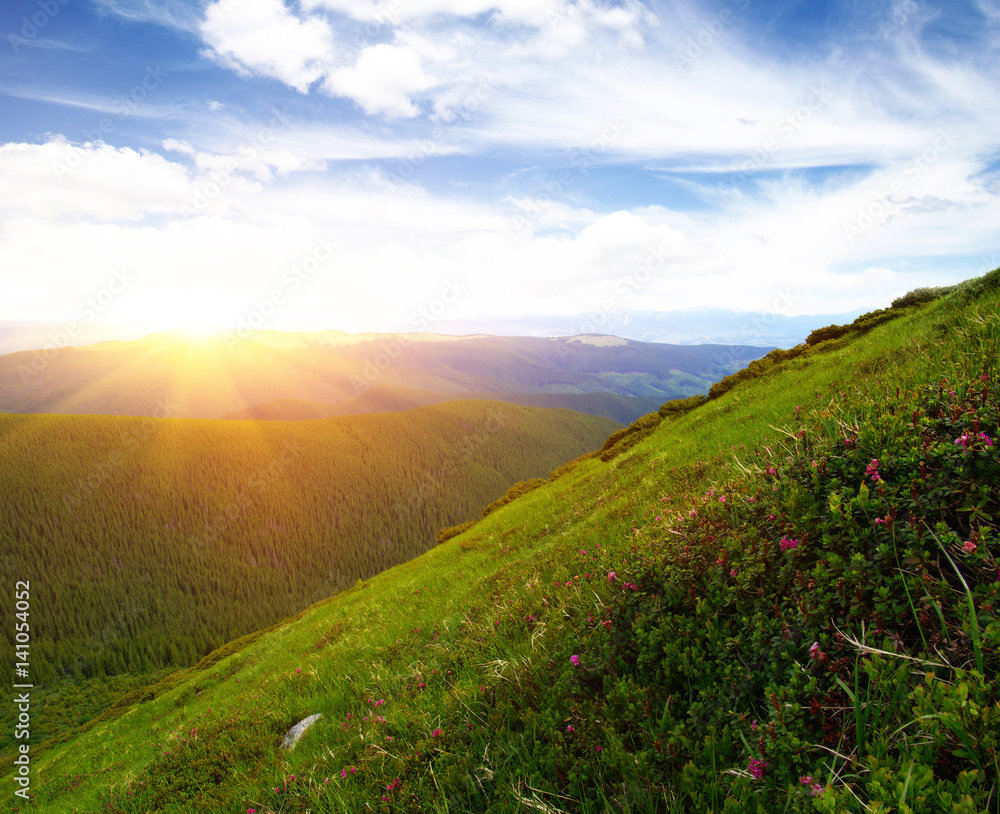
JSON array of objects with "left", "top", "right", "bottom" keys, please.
[{"left": 3, "top": 270, "right": 999, "bottom": 813}]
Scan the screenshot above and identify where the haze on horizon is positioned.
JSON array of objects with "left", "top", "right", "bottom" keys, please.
[{"left": 0, "top": 0, "right": 998, "bottom": 337}]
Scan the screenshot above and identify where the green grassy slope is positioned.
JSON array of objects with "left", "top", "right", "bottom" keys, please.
[{"left": 5, "top": 273, "right": 999, "bottom": 813}]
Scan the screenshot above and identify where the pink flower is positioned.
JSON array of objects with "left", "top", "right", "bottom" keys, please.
[
  {"left": 570, "top": 654, "right": 580, "bottom": 667},
  {"left": 800, "top": 776, "right": 823, "bottom": 796},
  {"left": 955, "top": 432, "right": 993, "bottom": 449},
  {"left": 963, "top": 540, "right": 977, "bottom": 554},
  {"left": 432, "top": 728, "right": 442, "bottom": 737},
  {"left": 779, "top": 537, "right": 799, "bottom": 552},
  {"left": 750, "top": 720, "right": 757, "bottom": 732},
  {"left": 809, "top": 642, "right": 821, "bottom": 660},
  {"left": 566, "top": 725, "right": 574, "bottom": 732},
  {"left": 748, "top": 758, "right": 768, "bottom": 779},
  {"left": 865, "top": 458, "right": 881, "bottom": 482}
]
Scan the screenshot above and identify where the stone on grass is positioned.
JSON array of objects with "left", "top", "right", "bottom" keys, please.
[{"left": 280, "top": 713, "right": 322, "bottom": 750}]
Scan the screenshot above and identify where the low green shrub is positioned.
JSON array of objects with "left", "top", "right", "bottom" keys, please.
[
  {"left": 480, "top": 478, "right": 548, "bottom": 519},
  {"left": 437, "top": 520, "right": 478, "bottom": 544}
]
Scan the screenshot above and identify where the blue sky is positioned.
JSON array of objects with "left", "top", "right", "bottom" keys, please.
[{"left": 1, "top": 0, "right": 998, "bottom": 336}]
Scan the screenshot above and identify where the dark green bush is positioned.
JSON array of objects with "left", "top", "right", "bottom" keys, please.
[
  {"left": 598, "top": 411, "right": 663, "bottom": 461},
  {"left": 806, "top": 324, "right": 850, "bottom": 346},
  {"left": 480, "top": 478, "right": 548, "bottom": 519},
  {"left": 658, "top": 394, "right": 706, "bottom": 418},
  {"left": 891, "top": 285, "right": 956, "bottom": 309},
  {"left": 437, "top": 520, "right": 477, "bottom": 544}
]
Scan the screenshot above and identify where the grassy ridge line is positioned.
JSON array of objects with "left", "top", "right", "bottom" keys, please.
[{"left": 6, "top": 274, "right": 999, "bottom": 812}]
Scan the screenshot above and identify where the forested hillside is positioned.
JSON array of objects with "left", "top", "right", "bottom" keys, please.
[
  {"left": 223, "top": 387, "right": 665, "bottom": 424},
  {"left": 0, "top": 401, "right": 615, "bottom": 692}
]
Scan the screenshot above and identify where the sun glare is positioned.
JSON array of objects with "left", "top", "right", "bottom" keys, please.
[{"left": 177, "top": 322, "right": 222, "bottom": 342}]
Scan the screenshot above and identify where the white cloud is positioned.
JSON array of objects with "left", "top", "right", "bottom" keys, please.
[
  {"left": 0, "top": 139, "right": 193, "bottom": 221},
  {"left": 162, "top": 138, "right": 195, "bottom": 155},
  {"left": 326, "top": 43, "right": 436, "bottom": 117},
  {"left": 200, "top": 0, "right": 336, "bottom": 92},
  {"left": 301, "top": 0, "right": 569, "bottom": 27},
  {"left": 2, "top": 139, "right": 998, "bottom": 332}
]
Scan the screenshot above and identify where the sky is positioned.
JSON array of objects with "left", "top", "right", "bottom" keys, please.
[{"left": 0, "top": 0, "right": 998, "bottom": 337}]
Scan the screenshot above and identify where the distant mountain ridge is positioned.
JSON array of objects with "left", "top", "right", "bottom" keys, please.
[
  {"left": 422, "top": 308, "right": 867, "bottom": 348},
  {"left": 0, "top": 306, "right": 862, "bottom": 355},
  {"left": 0, "top": 329, "right": 772, "bottom": 422}
]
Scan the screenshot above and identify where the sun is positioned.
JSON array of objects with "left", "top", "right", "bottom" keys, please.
[
  {"left": 176, "top": 321, "right": 222, "bottom": 341},
  {"left": 163, "top": 299, "right": 228, "bottom": 342}
]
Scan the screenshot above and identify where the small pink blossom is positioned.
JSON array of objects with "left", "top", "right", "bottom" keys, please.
[
  {"left": 748, "top": 758, "right": 768, "bottom": 779},
  {"left": 809, "top": 642, "right": 821, "bottom": 660},
  {"left": 608, "top": 571, "right": 617, "bottom": 583},
  {"left": 779, "top": 537, "right": 799, "bottom": 552},
  {"left": 570, "top": 654, "right": 580, "bottom": 667},
  {"left": 955, "top": 431, "right": 993, "bottom": 448},
  {"left": 566, "top": 725, "right": 574, "bottom": 732},
  {"left": 865, "top": 458, "right": 881, "bottom": 482},
  {"left": 963, "top": 540, "right": 977, "bottom": 554},
  {"left": 800, "top": 776, "right": 823, "bottom": 796}
]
